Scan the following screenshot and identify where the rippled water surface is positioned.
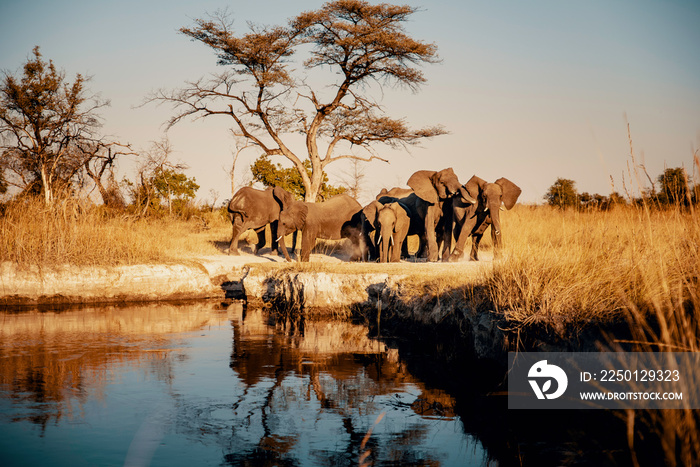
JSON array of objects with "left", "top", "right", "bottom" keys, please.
[{"left": 0, "top": 302, "right": 489, "bottom": 466}]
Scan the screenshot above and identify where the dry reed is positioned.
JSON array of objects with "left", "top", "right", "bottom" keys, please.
[
  {"left": 0, "top": 197, "right": 231, "bottom": 267},
  {"left": 485, "top": 204, "right": 698, "bottom": 330}
]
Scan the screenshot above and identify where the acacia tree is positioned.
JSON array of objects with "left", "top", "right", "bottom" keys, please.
[
  {"left": 544, "top": 178, "right": 578, "bottom": 209},
  {"left": 0, "top": 47, "right": 109, "bottom": 205},
  {"left": 153, "top": 0, "right": 445, "bottom": 202}
]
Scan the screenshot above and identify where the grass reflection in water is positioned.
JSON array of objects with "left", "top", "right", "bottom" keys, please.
[{"left": 0, "top": 302, "right": 486, "bottom": 466}]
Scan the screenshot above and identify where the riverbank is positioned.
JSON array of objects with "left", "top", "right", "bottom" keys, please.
[
  {"left": 0, "top": 250, "right": 610, "bottom": 362},
  {"left": 3, "top": 200, "right": 696, "bottom": 358},
  {"left": 0, "top": 252, "right": 276, "bottom": 306},
  {"left": 0, "top": 251, "right": 491, "bottom": 307},
  {"left": 3, "top": 205, "right": 698, "bottom": 466}
]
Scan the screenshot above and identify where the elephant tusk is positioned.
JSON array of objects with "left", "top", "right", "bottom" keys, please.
[
  {"left": 500, "top": 205, "right": 505, "bottom": 211},
  {"left": 389, "top": 235, "right": 394, "bottom": 246},
  {"left": 484, "top": 206, "right": 489, "bottom": 212},
  {"left": 276, "top": 236, "right": 283, "bottom": 242}
]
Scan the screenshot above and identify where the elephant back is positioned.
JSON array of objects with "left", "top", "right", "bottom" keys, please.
[
  {"left": 321, "top": 193, "right": 362, "bottom": 212},
  {"left": 228, "top": 186, "right": 280, "bottom": 219}
]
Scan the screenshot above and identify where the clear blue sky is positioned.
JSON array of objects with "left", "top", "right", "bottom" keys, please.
[{"left": 1, "top": 0, "right": 699, "bottom": 204}]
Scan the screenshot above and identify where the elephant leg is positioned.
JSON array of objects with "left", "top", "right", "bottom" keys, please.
[
  {"left": 415, "top": 233, "right": 427, "bottom": 258},
  {"left": 390, "top": 233, "right": 401, "bottom": 262},
  {"left": 400, "top": 235, "right": 409, "bottom": 259},
  {"left": 371, "top": 230, "right": 380, "bottom": 261},
  {"left": 470, "top": 233, "right": 483, "bottom": 261},
  {"left": 300, "top": 231, "right": 314, "bottom": 262},
  {"left": 440, "top": 224, "right": 452, "bottom": 262},
  {"left": 449, "top": 215, "right": 477, "bottom": 262},
  {"left": 291, "top": 231, "right": 298, "bottom": 258},
  {"left": 253, "top": 226, "right": 266, "bottom": 255},
  {"left": 228, "top": 216, "right": 245, "bottom": 255},
  {"left": 425, "top": 222, "right": 439, "bottom": 262},
  {"left": 359, "top": 229, "right": 372, "bottom": 261},
  {"left": 269, "top": 220, "right": 279, "bottom": 253}
]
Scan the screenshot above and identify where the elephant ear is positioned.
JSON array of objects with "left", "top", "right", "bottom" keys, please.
[
  {"left": 465, "top": 175, "right": 487, "bottom": 200},
  {"left": 407, "top": 170, "right": 438, "bottom": 204},
  {"left": 362, "top": 200, "right": 383, "bottom": 227},
  {"left": 272, "top": 186, "right": 295, "bottom": 210},
  {"left": 495, "top": 177, "right": 522, "bottom": 209},
  {"left": 375, "top": 188, "right": 389, "bottom": 201},
  {"left": 281, "top": 203, "right": 308, "bottom": 231},
  {"left": 390, "top": 202, "right": 410, "bottom": 226},
  {"left": 293, "top": 204, "right": 308, "bottom": 230}
]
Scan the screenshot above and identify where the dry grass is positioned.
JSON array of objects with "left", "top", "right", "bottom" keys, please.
[
  {"left": 3, "top": 196, "right": 696, "bottom": 331},
  {"left": 484, "top": 205, "right": 698, "bottom": 329},
  {"left": 468, "top": 204, "right": 699, "bottom": 465},
  {"left": 0, "top": 197, "right": 232, "bottom": 267},
  {"left": 3, "top": 193, "right": 698, "bottom": 464},
  {"left": 291, "top": 203, "right": 697, "bottom": 333}
]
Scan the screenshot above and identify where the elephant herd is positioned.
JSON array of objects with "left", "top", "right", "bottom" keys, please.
[{"left": 227, "top": 168, "right": 521, "bottom": 263}]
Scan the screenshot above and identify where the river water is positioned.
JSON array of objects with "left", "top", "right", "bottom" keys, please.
[{"left": 0, "top": 301, "right": 491, "bottom": 466}]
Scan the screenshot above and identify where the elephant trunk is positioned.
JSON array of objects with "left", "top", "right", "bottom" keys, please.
[
  {"left": 379, "top": 227, "right": 392, "bottom": 263},
  {"left": 490, "top": 201, "right": 502, "bottom": 237},
  {"left": 459, "top": 186, "right": 477, "bottom": 204},
  {"left": 490, "top": 201, "right": 504, "bottom": 260}
]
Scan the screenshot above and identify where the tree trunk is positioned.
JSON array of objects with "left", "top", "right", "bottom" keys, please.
[
  {"left": 304, "top": 163, "right": 324, "bottom": 202},
  {"left": 94, "top": 178, "right": 110, "bottom": 206},
  {"left": 40, "top": 164, "right": 53, "bottom": 206}
]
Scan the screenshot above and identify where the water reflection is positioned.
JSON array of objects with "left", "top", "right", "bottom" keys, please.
[
  {"left": 0, "top": 302, "right": 488, "bottom": 466},
  {"left": 1, "top": 304, "right": 221, "bottom": 429}
]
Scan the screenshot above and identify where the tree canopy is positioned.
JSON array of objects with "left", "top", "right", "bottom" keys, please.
[
  {"left": 124, "top": 139, "right": 199, "bottom": 216},
  {"left": 0, "top": 47, "right": 111, "bottom": 205},
  {"left": 544, "top": 178, "right": 579, "bottom": 209},
  {"left": 544, "top": 166, "right": 699, "bottom": 210},
  {"left": 153, "top": 0, "right": 446, "bottom": 202},
  {"left": 657, "top": 167, "right": 690, "bottom": 206},
  {"left": 250, "top": 154, "right": 345, "bottom": 201}
]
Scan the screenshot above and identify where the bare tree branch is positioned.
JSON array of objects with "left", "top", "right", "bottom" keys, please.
[{"left": 149, "top": 1, "right": 444, "bottom": 202}]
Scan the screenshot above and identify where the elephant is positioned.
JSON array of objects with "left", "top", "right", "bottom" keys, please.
[
  {"left": 362, "top": 188, "right": 417, "bottom": 261},
  {"left": 362, "top": 200, "right": 410, "bottom": 262},
  {"left": 374, "top": 189, "right": 427, "bottom": 259},
  {"left": 406, "top": 168, "right": 474, "bottom": 262},
  {"left": 446, "top": 176, "right": 521, "bottom": 261},
  {"left": 361, "top": 200, "right": 384, "bottom": 261},
  {"left": 273, "top": 187, "right": 365, "bottom": 262},
  {"left": 375, "top": 187, "right": 414, "bottom": 201},
  {"left": 226, "top": 186, "right": 297, "bottom": 256}
]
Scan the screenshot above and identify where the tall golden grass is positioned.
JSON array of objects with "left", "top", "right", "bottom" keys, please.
[
  {"left": 486, "top": 204, "right": 698, "bottom": 330},
  {"left": 0, "top": 197, "right": 231, "bottom": 267},
  {"left": 3, "top": 194, "right": 695, "bottom": 331},
  {"left": 2, "top": 189, "right": 698, "bottom": 464},
  {"left": 487, "top": 203, "right": 699, "bottom": 465}
]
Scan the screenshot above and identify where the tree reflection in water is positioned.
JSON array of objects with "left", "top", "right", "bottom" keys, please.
[
  {"left": 220, "top": 306, "right": 478, "bottom": 466},
  {"left": 0, "top": 302, "right": 487, "bottom": 466}
]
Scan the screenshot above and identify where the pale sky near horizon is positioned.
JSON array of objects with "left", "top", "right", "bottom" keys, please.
[{"left": 1, "top": 0, "right": 699, "bottom": 204}]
